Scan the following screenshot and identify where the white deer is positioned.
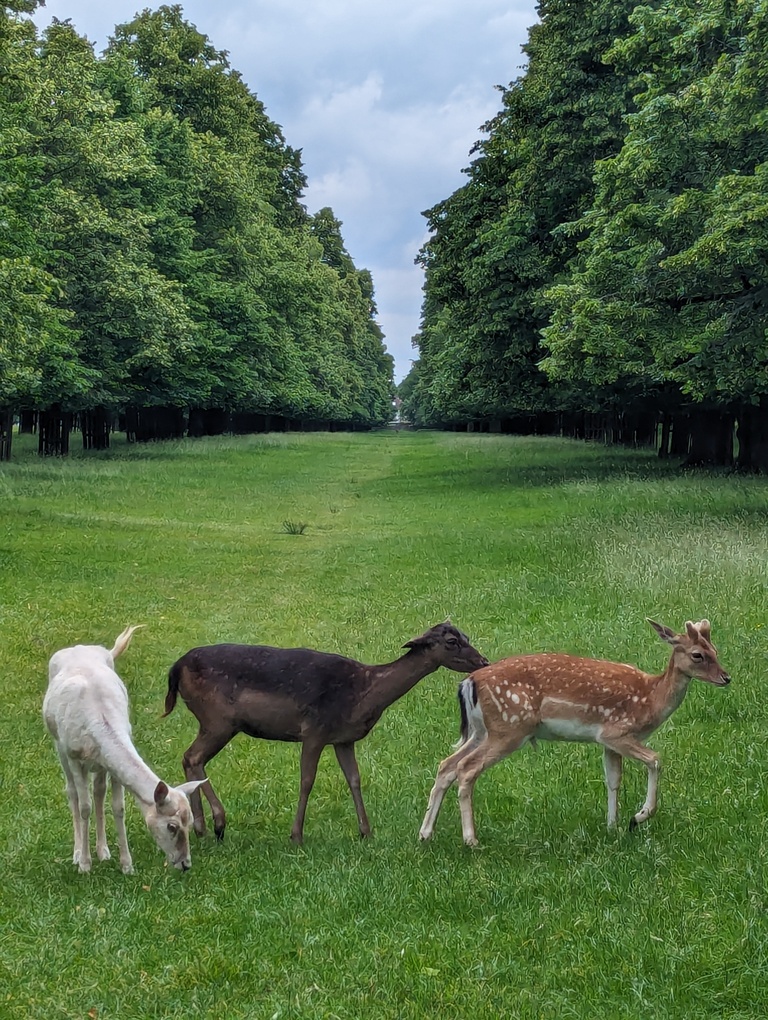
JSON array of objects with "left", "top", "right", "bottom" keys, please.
[
  {"left": 43, "top": 626, "right": 206, "bottom": 873},
  {"left": 419, "top": 619, "right": 731, "bottom": 845}
]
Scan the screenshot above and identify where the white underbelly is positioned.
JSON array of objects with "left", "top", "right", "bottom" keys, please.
[{"left": 535, "top": 716, "right": 602, "bottom": 743}]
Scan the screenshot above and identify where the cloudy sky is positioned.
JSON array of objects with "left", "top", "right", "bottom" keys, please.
[{"left": 33, "top": 0, "right": 538, "bottom": 381}]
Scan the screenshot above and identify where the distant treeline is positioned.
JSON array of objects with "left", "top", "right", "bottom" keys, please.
[
  {"left": 401, "top": 0, "right": 768, "bottom": 470},
  {"left": 0, "top": 2, "right": 394, "bottom": 459}
]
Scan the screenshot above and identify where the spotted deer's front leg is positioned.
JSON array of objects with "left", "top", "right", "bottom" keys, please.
[
  {"left": 604, "top": 736, "right": 660, "bottom": 831},
  {"left": 602, "top": 748, "right": 623, "bottom": 829}
]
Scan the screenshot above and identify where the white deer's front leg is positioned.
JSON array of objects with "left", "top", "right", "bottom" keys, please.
[{"left": 111, "top": 781, "right": 133, "bottom": 874}]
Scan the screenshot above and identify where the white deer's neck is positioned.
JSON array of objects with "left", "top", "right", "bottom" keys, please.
[{"left": 99, "top": 731, "right": 162, "bottom": 812}]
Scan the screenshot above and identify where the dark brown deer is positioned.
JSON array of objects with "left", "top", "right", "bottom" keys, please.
[
  {"left": 419, "top": 619, "right": 730, "bottom": 845},
  {"left": 164, "top": 621, "right": 488, "bottom": 843}
]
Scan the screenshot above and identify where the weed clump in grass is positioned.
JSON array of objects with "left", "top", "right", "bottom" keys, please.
[{"left": 282, "top": 520, "right": 308, "bottom": 535}]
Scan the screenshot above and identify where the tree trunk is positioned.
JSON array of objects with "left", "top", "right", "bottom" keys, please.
[
  {"left": 685, "top": 409, "right": 734, "bottom": 467},
  {"left": 0, "top": 408, "right": 13, "bottom": 461},
  {"left": 658, "top": 414, "right": 671, "bottom": 458},
  {"left": 736, "top": 400, "right": 768, "bottom": 472},
  {"left": 18, "top": 410, "right": 36, "bottom": 434},
  {"left": 81, "top": 406, "right": 111, "bottom": 450},
  {"left": 125, "top": 406, "right": 185, "bottom": 442},
  {"left": 38, "top": 405, "right": 72, "bottom": 456},
  {"left": 669, "top": 414, "right": 690, "bottom": 457}
]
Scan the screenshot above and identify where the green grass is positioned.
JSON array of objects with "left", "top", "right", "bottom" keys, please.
[{"left": 1, "top": 429, "right": 767, "bottom": 1019}]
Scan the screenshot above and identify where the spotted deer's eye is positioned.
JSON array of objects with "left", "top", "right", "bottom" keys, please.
[{"left": 690, "top": 651, "right": 704, "bottom": 662}]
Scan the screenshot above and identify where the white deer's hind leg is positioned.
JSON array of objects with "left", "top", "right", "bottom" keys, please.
[
  {"left": 419, "top": 740, "right": 477, "bottom": 841},
  {"left": 58, "top": 752, "right": 83, "bottom": 865},
  {"left": 111, "top": 780, "right": 133, "bottom": 874},
  {"left": 602, "top": 748, "right": 623, "bottom": 829},
  {"left": 70, "top": 763, "right": 93, "bottom": 872},
  {"left": 93, "top": 770, "right": 111, "bottom": 861}
]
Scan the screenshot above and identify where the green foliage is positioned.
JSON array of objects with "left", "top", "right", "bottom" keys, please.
[
  {"left": 0, "top": 4, "right": 393, "bottom": 425},
  {"left": 543, "top": 0, "right": 768, "bottom": 405},
  {"left": 411, "top": 0, "right": 768, "bottom": 434},
  {"left": 412, "top": 0, "right": 635, "bottom": 425}
]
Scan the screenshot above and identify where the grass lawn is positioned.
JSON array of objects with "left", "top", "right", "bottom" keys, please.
[{"left": 1, "top": 429, "right": 767, "bottom": 1019}]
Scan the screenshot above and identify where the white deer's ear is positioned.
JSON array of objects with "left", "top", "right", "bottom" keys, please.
[
  {"left": 176, "top": 779, "right": 208, "bottom": 799},
  {"left": 154, "top": 780, "right": 170, "bottom": 807},
  {"left": 647, "top": 619, "right": 677, "bottom": 644}
]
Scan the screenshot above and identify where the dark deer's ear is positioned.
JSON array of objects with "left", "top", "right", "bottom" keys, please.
[
  {"left": 403, "top": 633, "right": 431, "bottom": 650},
  {"left": 647, "top": 619, "right": 677, "bottom": 644}
]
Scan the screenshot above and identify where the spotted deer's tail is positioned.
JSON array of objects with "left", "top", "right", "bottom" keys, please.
[{"left": 455, "top": 677, "right": 482, "bottom": 749}]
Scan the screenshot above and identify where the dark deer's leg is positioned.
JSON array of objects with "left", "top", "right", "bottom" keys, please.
[
  {"left": 334, "top": 742, "right": 371, "bottom": 838},
  {"left": 291, "top": 740, "right": 325, "bottom": 844},
  {"left": 182, "top": 727, "right": 235, "bottom": 839}
]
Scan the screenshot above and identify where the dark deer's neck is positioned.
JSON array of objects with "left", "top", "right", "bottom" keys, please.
[{"left": 353, "top": 649, "right": 438, "bottom": 725}]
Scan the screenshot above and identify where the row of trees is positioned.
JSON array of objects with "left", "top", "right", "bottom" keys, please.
[
  {"left": 1, "top": 2, "right": 394, "bottom": 458},
  {"left": 402, "top": 0, "right": 768, "bottom": 470}
]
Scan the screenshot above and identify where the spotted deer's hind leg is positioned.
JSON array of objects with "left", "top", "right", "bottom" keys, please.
[
  {"left": 419, "top": 737, "right": 479, "bottom": 841},
  {"left": 455, "top": 731, "right": 532, "bottom": 846}
]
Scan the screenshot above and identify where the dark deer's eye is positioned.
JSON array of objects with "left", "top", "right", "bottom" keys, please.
[{"left": 445, "top": 637, "right": 459, "bottom": 648}]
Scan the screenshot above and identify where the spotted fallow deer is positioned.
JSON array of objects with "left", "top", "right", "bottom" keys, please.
[{"left": 419, "top": 619, "right": 731, "bottom": 845}]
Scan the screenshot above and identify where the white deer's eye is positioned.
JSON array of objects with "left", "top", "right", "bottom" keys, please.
[{"left": 167, "top": 822, "right": 179, "bottom": 835}]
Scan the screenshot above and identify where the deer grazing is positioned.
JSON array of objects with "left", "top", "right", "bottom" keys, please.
[
  {"left": 163, "top": 621, "right": 488, "bottom": 844},
  {"left": 43, "top": 626, "right": 207, "bottom": 873},
  {"left": 419, "top": 619, "right": 730, "bottom": 845}
]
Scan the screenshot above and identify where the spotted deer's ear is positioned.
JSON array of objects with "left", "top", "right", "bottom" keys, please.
[{"left": 647, "top": 619, "right": 677, "bottom": 644}]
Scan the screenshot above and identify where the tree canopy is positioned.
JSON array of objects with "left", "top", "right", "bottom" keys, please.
[
  {"left": 405, "top": 0, "right": 768, "bottom": 467},
  {"left": 0, "top": 2, "right": 394, "bottom": 447}
]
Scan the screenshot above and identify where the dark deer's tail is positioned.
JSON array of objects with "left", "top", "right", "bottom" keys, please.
[{"left": 163, "top": 662, "right": 182, "bottom": 717}]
